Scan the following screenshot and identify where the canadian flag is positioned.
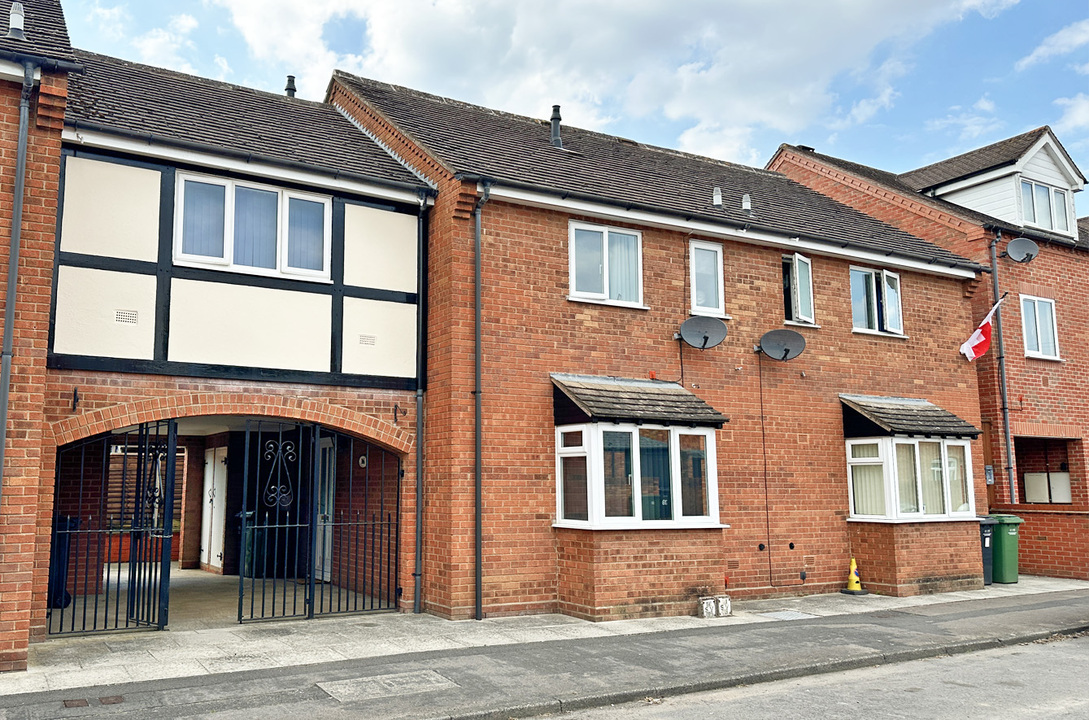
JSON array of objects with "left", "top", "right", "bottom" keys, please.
[{"left": 960, "top": 296, "right": 1005, "bottom": 361}]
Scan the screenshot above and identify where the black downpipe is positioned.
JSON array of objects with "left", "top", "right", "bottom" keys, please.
[
  {"left": 413, "top": 191, "right": 427, "bottom": 614},
  {"left": 474, "top": 183, "right": 490, "bottom": 621},
  {"left": 0, "top": 61, "right": 38, "bottom": 501}
]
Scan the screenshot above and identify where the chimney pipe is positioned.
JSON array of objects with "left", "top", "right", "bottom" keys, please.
[
  {"left": 6, "top": 2, "right": 26, "bottom": 41},
  {"left": 285, "top": 75, "right": 296, "bottom": 98},
  {"left": 550, "top": 105, "right": 562, "bottom": 148}
]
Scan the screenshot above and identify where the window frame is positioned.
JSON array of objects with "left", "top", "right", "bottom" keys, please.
[
  {"left": 1020, "top": 294, "right": 1060, "bottom": 360},
  {"left": 783, "top": 252, "right": 816, "bottom": 325},
  {"left": 689, "top": 239, "right": 725, "bottom": 317},
  {"left": 568, "top": 221, "right": 644, "bottom": 308},
  {"left": 850, "top": 266, "right": 904, "bottom": 335},
  {"left": 554, "top": 422, "right": 720, "bottom": 530},
  {"left": 173, "top": 171, "right": 333, "bottom": 282},
  {"left": 1021, "top": 178, "right": 1072, "bottom": 234},
  {"left": 845, "top": 437, "right": 975, "bottom": 521}
]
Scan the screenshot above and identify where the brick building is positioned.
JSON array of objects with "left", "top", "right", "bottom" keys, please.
[
  {"left": 769, "top": 127, "right": 1089, "bottom": 580},
  {"left": 329, "top": 73, "right": 990, "bottom": 621}
]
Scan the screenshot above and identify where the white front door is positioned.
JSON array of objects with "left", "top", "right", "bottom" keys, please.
[
  {"left": 315, "top": 439, "right": 336, "bottom": 582},
  {"left": 200, "top": 446, "right": 228, "bottom": 570}
]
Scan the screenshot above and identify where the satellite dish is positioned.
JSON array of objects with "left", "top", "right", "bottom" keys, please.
[
  {"left": 679, "top": 316, "right": 727, "bottom": 350},
  {"left": 1005, "top": 237, "right": 1039, "bottom": 264},
  {"left": 759, "top": 329, "right": 806, "bottom": 361}
]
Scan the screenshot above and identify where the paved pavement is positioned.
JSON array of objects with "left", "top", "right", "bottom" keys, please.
[{"left": 0, "top": 576, "right": 1087, "bottom": 718}]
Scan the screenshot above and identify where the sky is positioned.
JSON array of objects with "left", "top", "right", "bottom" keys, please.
[{"left": 61, "top": 0, "right": 1089, "bottom": 215}]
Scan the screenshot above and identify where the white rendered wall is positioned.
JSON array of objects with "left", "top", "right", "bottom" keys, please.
[{"left": 60, "top": 156, "right": 161, "bottom": 262}]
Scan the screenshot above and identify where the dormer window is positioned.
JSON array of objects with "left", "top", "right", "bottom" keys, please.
[{"left": 1021, "top": 179, "right": 1070, "bottom": 233}]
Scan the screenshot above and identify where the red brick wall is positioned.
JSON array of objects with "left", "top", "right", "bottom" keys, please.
[
  {"left": 1013, "top": 510, "right": 1089, "bottom": 579},
  {"left": 848, "top": 521, "right": 983, "bottom": 595}
]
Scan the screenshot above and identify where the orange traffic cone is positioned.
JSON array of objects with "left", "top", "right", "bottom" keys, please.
[{"left": 840, "top": 557, "right": 869, "bottom": 596}]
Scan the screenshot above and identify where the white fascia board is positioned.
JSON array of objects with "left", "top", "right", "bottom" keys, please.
[
  {"left": 1015, "top": 134, "right": 1086, "bottom": 190},
  {"left": 62, "top": 128, "right": 427, "bottom": 205},
  {"left": 929, "top": 166, "right": 1016, "bottom": 197},
  {"left": 0, "top": 60, "right": 40, "bottom": 84},
  {"left": 485, "top": 184, "right": 977, "bottom": 280}
]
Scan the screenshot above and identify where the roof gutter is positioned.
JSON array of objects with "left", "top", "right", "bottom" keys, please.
[
  {"left": 66, "top": 120, "right": 431, "bottom": 199},
  {"left": 456, "top": 174, "right": 983, "bottom": 276},
  {"left": 0, "top": 60, "right": 38, "bottom": 503},
  {"left": 0, "top": 49, "right": 82, "bottom": 73}
]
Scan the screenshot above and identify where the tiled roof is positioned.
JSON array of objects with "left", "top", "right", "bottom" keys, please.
[
  {"left": 334, "top": 72, "right": 980, "bottom": 272},
  {"left": 899, "top": 127, "right": 1050, "bottom": 191},
  {"left": 840, "top": 394, "right": 980, "bottom": 438},
  {"left": 0, "top": 0, "right": 75, "bottom": 64},
  {"left": 783, "top": 145, "right": 1088, "bottom": 251},
  {"left": 66, "top": 51, "right": 423, "bottom": 191},
  {"left": 552, "top": 374, "right": 726, "bottom": 428},
  {"left": 1079, "top": 216, "right": 1089, "bottom": 242}
]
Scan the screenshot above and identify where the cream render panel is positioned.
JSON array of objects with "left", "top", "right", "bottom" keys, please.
[
  {"left": 60, "top": 156, "right": 161, "bottom": 262},
  {"left": 53, "top": 266, "right": 157, "bottom": 359},
  {"left": 169, "top": 279, "right": 331, "bottom": 371},
  {"left": 343, "top": 204, "right": 417, "bottom": 292},
  {"left": 341, "top": 298, "right": 416, "bottom": 378}
]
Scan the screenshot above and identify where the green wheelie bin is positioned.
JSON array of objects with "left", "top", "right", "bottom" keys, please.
[{"left": 989, "top": 515, "right": 1024, "bottom": 583}]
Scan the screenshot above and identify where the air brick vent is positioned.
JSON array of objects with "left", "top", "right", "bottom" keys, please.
[{"left": 115, "top": 309, "right": 138, "bottom": 325}]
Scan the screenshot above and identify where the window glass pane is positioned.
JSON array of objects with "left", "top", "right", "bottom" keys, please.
[
  {"left": 1022, "top": 298, "right": 1040, "bottom": 353},
  {"left": 560, "top": 456, "right": 588, "bottom": 521},
  {"left": 1034, "top": 184, "right": 1053, "bottom": 229},
  {"left": 1037, "top": 300, "right": 1057, "bottom": 357},
  {"left": 795, "top": 255, "right": 814, "bottom": 321},
  {"left": 602, "top": 431, "right": 633, "bottom": 517},
  {"left": 693, "top": 246, "right": 720, "bottom": 310},
  {"left": 851, "top": 443, "right": 880, "bottom": 459},
  {"left": 561, "top": 431, "right": 583, "bottom": 448},
  {"left": 851, "top": 464, "right": 885, "bottom": 516},
  {"left": 573, "top": 228, "right": 604, "bottom": 295},
  {"left": 919, "top": 441, "right": 946, "bottom": 515},
  {"left": 233, "top": 186, "right": 278, "bottom": 269},
  {"left": 680, "top": 434, "right": 708, "bottom": 516},
  {"left": 1021, "top": 180, "right": 1035, "bottom": 224},
  {"left": 850, "top": 269, "right": 876, "bottom": 329},
  {"left": 947, "top": 445, "right": 970, "bottom": 512},
  {"left": 1054, "top": 190, "right": 1069, "bottom": 231},
  {"left": 608, "top": 231, "right": 639, "bottom": 302},
  {"left": 639, "top": 429, "right": 672, "bottom": 520},
  {"left": 782, "top": 259, "right": 794, "bottom": 321},
  {"left": 287, "top": 197, "right": 325, "bottom": 271},
  {"left": 883, "top": 272, "right": 902, "bottom": 333},
  {"left": 182, "top": 180, "right": 226, "bottom": 258},
  {"left": 895, "top": 444, "right": 919, "bottom": 513}
]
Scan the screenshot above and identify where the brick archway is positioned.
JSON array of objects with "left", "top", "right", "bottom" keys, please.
[{"left": 47, "top": 392, "right": 412, "bottom": 454}]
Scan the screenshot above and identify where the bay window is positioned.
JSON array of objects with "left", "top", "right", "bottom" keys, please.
[
  {"left": 175, "top": 173, "right": 332, "bottom": 280},
  {"left": 846, "top": 437, "right": 974, "bottom": 520},
  {"left": 556, "top": 423, "right": 719, "bottom": 529}
]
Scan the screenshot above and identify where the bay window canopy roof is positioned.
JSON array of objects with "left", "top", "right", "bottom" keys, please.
[
  {"left": 552, "top": 373, "right": 726, "bottom": 428},
  {"left": 840, "top": 394, "right": 980, "bottom": 439}
]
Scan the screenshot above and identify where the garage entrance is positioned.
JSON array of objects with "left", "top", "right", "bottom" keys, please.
[{"left": 47, "top": 417, "right": 401, "bottom": 635}]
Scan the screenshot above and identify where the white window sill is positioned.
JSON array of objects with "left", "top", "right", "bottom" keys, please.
[
  {"left": 174, "top": 257, "right": 333, "bottom": 284},
  {"left": 567, "top": 296, "right": 649, "bottom": 311},
  {"left": 1022, "top": 221, "right": 1074, "bottom": 239},
  {"left": 785, "top": 320, "right": 820, "bottom": 329},
  {"left": 1024, "top": 353, "right": 1063, "bottom": 362},
  {"left": 690, "top": 310, "right": 732, "bottom": 320},
  {"left": 553, "top": 521, "right": 730, "bottom": 531},
  {"left": 851, "top": 328, "right": 908, "bottom": 339},
  {"left": 847, "top": 515, "right": 981, "bottom": 524}
]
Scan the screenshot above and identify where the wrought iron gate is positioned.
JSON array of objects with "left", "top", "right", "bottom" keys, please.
[
  {"left": 238, "top": 421, "right": 401, "bottom": 622},
  {"left": 48, "top": 420, "right": 178, "bottom": 635}
]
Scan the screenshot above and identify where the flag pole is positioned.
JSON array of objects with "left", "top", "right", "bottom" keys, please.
[{"left": 989, "top": 231, "right": 1017, "bottom": 505}]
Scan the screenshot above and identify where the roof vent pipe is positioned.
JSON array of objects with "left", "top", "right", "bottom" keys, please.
[
  {"left": 6, "top": 2, "right": 25, "bottom": 41},
  {"left": 712, "top": 187, "right": 722, "bottom": 207},
  {"left": 285, "top": 75, "right": 296, "bottom": 98},
  {"left": 550, "top": 105, "right": 562, "bottom": 148}
]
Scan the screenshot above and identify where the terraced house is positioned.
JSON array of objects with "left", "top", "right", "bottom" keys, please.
[{"left": 0, "top": 0, "right": 1021, "bottom": 674}]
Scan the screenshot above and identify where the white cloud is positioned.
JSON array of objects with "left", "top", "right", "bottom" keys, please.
[
  {"left": 86, "top": 2, "right": 129, "bottom": 42},
  {"left": 1016, "top": 18, "right": 1089, "bottom": 71},
  {"left": 974, "top": 94, "right": 995, "bottom": 113},
  {"left": 209, "top": 0, "right": 1022, "bottom": 163},
  {"left": 1054, "top": 93, "right": 1089, "bottom": 134},
  {"left": 1075, "top": 61, "right": 1089, "bottom": 75},
  {"left": 132, "top": 14, "right": 200, "bottom": 74},
  {"left": 213, "top": 55, "right": 232, "bottom": 81}
]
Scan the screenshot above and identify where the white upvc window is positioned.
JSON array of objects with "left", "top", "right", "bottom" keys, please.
[
  {"left": 1021, "top": 179, "right": 1071, "bottom": 234},
  {"left": 174, "top": 172, "right": 333, "bottom": 281},
  {"left": 555, "top": 423, "right": 719, "bottom": 529},
  {"left": 1020, "top": 294, "right": 1060, "bottom": 360},
  {"left": 569, "top": 221, "right": 643, "bottom": 307},
  {"left": 850, "top": 267, "right": 902, "bottom": 334},
  {"left": 783, "top": 252, "right": 815, "bottom": 324},
  {"left": 689, "top": 240, "right": 725, "bottom": 316},
  {"left": 846, "top": 437, "right": 974, "bottom": 521}
]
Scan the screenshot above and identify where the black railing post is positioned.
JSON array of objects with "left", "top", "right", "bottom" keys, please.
[
  {"left": 157, "top": 419, "right": 177, "bottom": 629},
  {"left": 307, "top": 425, "right": 320, "bottom": 619}
]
